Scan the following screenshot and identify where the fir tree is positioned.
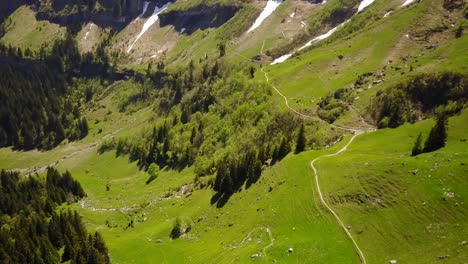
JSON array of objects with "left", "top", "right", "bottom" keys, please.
[
  {"left": 423, "top": 115, "right": 447, "bottom": 153},
  {"left": 411, "top": 133, "right": 423, "bottom": 156},
  {"left": 295, "top": 123, "right": 306, "bottom": 154}
]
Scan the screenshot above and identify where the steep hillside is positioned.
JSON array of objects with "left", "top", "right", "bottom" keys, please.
[{"left": 0, "top": 0, "right": 467, "bottom": 263}]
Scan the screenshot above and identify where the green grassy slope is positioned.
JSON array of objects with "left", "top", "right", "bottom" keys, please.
[
  {"left": 265, "top": 0, "right": 467, "bottom": 127},
  {"left": 318, "top": 110, "right": 468, "bottom": 263},
  {"left": 0, "top": 0, "right": 466, "bottom": 263},
  {"left": 0, "top": 5, "right": 65, "bottom": 51},
  {"left": 58, "top": 137, "right": 361, "bottom": 263}
]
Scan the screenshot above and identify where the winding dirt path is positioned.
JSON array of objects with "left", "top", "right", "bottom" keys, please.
[
  {"left": 229, "top": 226, "right": 274, "bottom": 257},
  {"left": 310, "top": 132, "right": 367, "bottom": 264},
  {"left": 261, "top": 60, "right": 370, "bottom": 263},
  {"left": 261, "top": 67, "right": 364, "bottom": 133},
  {"left": 11, "top": 108, "right": 152, "bottom": 175}
]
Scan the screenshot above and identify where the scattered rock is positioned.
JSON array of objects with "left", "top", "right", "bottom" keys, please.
[
  {"left": 460, "top": 240, "right": 467, "bottom": 246},
  {"left": 288, "top": 247, "right": 294, "bottom": 253},
  {"left": 444, "top": 192, "right": 455, "bottom": 198},
  {"left": 251, "top": 253, "right": 260, "bottom": 259},
  {"left": 269, "top": 186, "right": 273, "bottom": 192},
  {"left": 438, "top": 255, "right": 450, "bottom": 260},
  {"left": 411, "top": 169, "right": 419, "bottom": 175},
  {"left": 347, "top": 225, "right": 352, "bottom": 230},
  {"left": 156, "top": 239, "right": 163, "bottom": 243},
  {"left": 389, "top": 260, "right": 397, "bottom": 264}
]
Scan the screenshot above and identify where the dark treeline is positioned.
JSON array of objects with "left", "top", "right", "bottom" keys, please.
[
  {"left": 0, "top": 49, "right": 88, "bottom": 150},
  {"left": 411, "top": 114, "right": 448, "bottom": 156},
  {"left": 99, "top": 59, "right": 311, "bottom": 202},
  {"left": 371, "top": 72, "right": 468, "bottom": 128},
  {"left": 0, "top": 30, "right": 117, "bottom": 150},
  {"left": 0, "top": 168, "right": 110, "bottom": 264}
]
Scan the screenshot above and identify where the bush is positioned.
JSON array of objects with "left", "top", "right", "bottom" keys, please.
[{"left": 170, "top": 217, "right": 183, "bottom": 239}]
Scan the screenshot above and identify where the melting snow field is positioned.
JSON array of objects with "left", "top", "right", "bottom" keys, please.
[
  {"left": 271, "top": 54, "right": 292, "bottom": 65},
  {"left": 298, "top": 23, "right": 342, "bottom": 51},
  {"left": 271, "top": 0, "right": 377, "bottom": 65},
  {"left": 401, "top": 0, "right": 415, "bottom": 7},
  {"left": 83, "top": 23, "right": 94, "bottom": 40},
  {"left": 357, "top": 0, "right": 376, "bottom": 13},
  {"left": 127, "top": 2, "right": 172, "bottom": 53},
  {"left": 247, "top": 0, "right": 283, "bottom": 33}
]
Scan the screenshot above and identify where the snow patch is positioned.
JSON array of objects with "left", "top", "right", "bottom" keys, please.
[
  {"left": 270, "top": 0, "right": 376, "bottom": 65},
  {"left": 83, "top": 23, "right": 94, "bottom": 40},
  {"left": 271, "top": 54, "right": 292, "bottom": 65},
  {"left": 247, "top": 0, "right": 283, "bottom": 33},
  {"left": 357, "top": 0, "right": 376, "bottom": 13},
  {"left": 134, "top": 1, "right": 151, "bottom": 23},
  {"left": 150, "top": 50, "right": 164, "bottom": 58},
  {"left": 298, "top": 22, "right": 346, "bottom": 51},
  {"left": 384, "top": 11, "right": 393, "bottom": 18},
  {"left": 127, "top": 2, "right": 172, "bottom": 53},
  {"left": 401, "top": 0, "right": 415, "bottom": 7},
  {"left": 180, "top": 27, "right": 186, "bottom": 34}
]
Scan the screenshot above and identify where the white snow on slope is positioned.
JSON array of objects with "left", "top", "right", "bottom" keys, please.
[
  {"left": 357, "top": 0, "right": 376, "bottom": 13},
  {"left": 401, "top": 0, "right": 415, "bottom": 7},
  {"left": 134, "top": 1, "right": 150, "bottom": 23},
  {"left": 298, "top": 22, "right": 345, "bottom": 51},
  {"left": 127, "top": 2, "right": 172, "bottom": 53},
  {"left": 271, "top": 54, "right": 292, "bottom": 65},
  {"left": 383, "top": 11, "right": 393, "bottom": 18},
  {"left": 83, "top": 23, "right": 94, "bottom": 40},
  {"left": 247, "top": 0, "right": 283, "bottom": 33},
  {"left": 271, "top": 0, "right": 376, "bottom": 65}
]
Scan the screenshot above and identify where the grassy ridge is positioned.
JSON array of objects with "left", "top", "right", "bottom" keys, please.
[
  {"left": 0, "top": 6, "right": 65, "bottom": 51},
  {"left": 319, "top": 110, "right": 468, "bottom": 263}
]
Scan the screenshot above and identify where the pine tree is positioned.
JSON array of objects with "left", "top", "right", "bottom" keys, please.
[
  {"left": 411, "top": 133, "right": 423, "bottom": 156},
  {"left": 295, "top": 123, "right": 306, "bottom": 154},
  {"left": 80, "top": 118, "right": 89, "bottom": 138},
  {"left": 423, "top": 115, "right": 447, "bottom": 153}
]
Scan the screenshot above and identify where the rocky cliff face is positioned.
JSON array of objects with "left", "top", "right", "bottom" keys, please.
[
  {"left": 9, "top": 0, "right": 172, "bottom": 31},
  {"left": 2, "top": 0, "right": 239, "bottom": 36},
  {"left": 159, "top": 4, "right": 239, "bottom": 34}
]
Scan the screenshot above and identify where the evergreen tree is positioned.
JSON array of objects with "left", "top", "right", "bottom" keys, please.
[
  {"left": 295, "top": 123, "right": 306, "bottom": 154},
  {"left": 170, "top": 217, "right": 182, "bottom": 239},
  {"left": 217, "top": 43, "right": 226, "bottom": 58},
  {"left": 411, "top": 133, "right": 423, "bottom": 156},
  {"left": 423, "top": 115, "right": 447, "bottom": 153},
  {"left": 80, "top": 118, "right": 89, "bottom": 138}
]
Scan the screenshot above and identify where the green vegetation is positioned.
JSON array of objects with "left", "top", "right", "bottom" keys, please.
[
  {"left": 0, "top": 0, "right": 466, "bottom": 263},
  {"left": 0, "top": 6, "right": 65, "bottom": 52},
  {"left": 0, "top": 49, "right": 86, "bottom": 150},
  {"left": 317, "top": 110, "right": 468, "bottom": 263},
  {"left": 423, "top": 114, "right": 448, "bottom": 153},
  {"left": 371, "top": 72, "right": 467, "bottom": 128},
  {"left": 0, "top": 168, "right": 110, "bottom": 263}
]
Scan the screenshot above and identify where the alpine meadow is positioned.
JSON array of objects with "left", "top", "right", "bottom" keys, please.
[{"left": 0, "top": 0, "right": 467, "bottom": 263}]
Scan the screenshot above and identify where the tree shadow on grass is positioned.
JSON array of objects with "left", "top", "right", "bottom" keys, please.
[{"left": 210, "top": 192, "right": 233, "bottom": 208}]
